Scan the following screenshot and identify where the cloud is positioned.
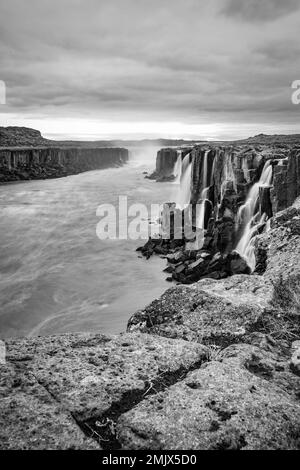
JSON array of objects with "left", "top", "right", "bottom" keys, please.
[
  {"left": 221, "top": 0, "right": 300, "bottom": 22},
  {"left": 0, "top": 0, "right": 299, "bottom": 139}
]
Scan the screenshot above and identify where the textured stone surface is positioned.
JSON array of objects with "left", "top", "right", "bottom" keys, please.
[
  {"left": 121, "top": 202, "right": 300, "bottom": 450},
  {"left": 0, "top": 363, "right": 98, "bottom": 450},
  {"left": 255, "top": 198, "right": 300, "bottom": 280},
  {"left": 128, "top": 275, "right": 271, "bottom": 345},
  {"left": 290, "top": 340, "right": 300, "bottom": 377},
  {"left": 5, "top": 332, "right": 208, "bottom": 425},
  {"left": 117, "top": 348, "right": 300, "bottom": 450}
]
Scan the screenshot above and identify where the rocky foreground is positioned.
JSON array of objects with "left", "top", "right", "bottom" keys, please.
[{"left": 1, "top": 199, "right": 300, "bottom": 450}]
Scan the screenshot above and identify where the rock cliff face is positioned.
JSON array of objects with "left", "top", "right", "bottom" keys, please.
[
  {"left": 148, "top": 147, "right": 192, "bottom": 181},
  {"left": 1, "top": 200, "right": 300, "bottom": 449},
  {"left": 189, "top": 144, "right": 300, "bottom": 253},
  {"left": 0, "top": 147, "right": 129, "bottom": 182},
  {"left": 0, "top": 127, "right": 49, "bottom": 147},
  {"left": 147, "top": 141, "right": 300, "bottom": 280}
]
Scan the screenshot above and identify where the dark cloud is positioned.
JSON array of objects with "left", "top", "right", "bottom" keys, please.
[
  {"left": 0, "top": 0, "right": 299, "bottom": 138},
  {"left": 222, "top": 0, "right": 300, "bottom": 22}
]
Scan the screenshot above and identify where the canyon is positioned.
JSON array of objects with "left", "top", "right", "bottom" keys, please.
[
  {"left": 0, "top": 127, "right": 129, "bottom": 182},
  {"left": 140, "top": 139, "right": 300, "bottom": 283},
  {"left": 0, "top": 130, "right": 300, "bottom": 450},
  {"left": 0, "top": 147, "right": 129, "bottom": 182}
]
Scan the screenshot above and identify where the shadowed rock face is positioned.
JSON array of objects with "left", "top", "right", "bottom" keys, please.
[
  {"left": 0, "top": 147, "right": 129, "bottom": 182},
  {"left": 155, "top": 148, "right": 178, "bottom": 181},
  {"left": 147, "top": 147, "right": 192, "bottom": 181},
  {"left": 271, "top": 149, "right": 300, "bottom": 213},
  {"left": 153, "top": 142, "right": 300, "bottom": 254},
  {"left": 190, "top": 144, "right": 300, "bottom": 253},
  {"left": 254, "top": 197, "right": 300, "bottom": 281},
  {"left": 144, "top": 142, "right": 300, "bottom": 285}
]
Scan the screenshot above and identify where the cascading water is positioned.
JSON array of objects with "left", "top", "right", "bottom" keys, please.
[
  {"left": 174, "top": 151, "right": 182, "bottom": 184},
  {"left": 187, "top": 150, "right": 211, "bottom": 250},
  {"left": 196, "top": 150, "right": 210, "bottom": 229},
  {"left": 210, "top": 154, "right": 216, "bottom": 186},
  {"left": 176, "top": 152, "right": 192, "bottom": 209},
  {"left": 196, "top": 187, "right": 209, "bottom": 229},
  {"left": 221, "top": 153, "right": 237, "bottom": 201},
  {"left": 235, "top": 160, "right": 273, "bottom": 271}
]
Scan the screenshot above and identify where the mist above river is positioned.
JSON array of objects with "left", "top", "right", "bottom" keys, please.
[{"left": 0, "top": 147, "right": 173, "bottom": 338}]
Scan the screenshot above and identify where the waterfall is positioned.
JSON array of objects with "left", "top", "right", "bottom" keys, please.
[
  {"left": 174, "top": 151, "right": 182, "bottom": 183},
  {"left": 235, "top": 160, "right": 273, "bottom": 271},
  {"left": 202, "top": 150, "right": 209, "bottom": 188},
  {"left": 221, "top": 153, "right": 237, "bottom": 201},
  {"left": 210, "top": 154, "right": 216, "bottom": 186},
  {"left": 242, "top": 158, "right": 251, "bottom": 183},
  {"left": 195, "top": 150, "right": 210, "bottom": 229},
  {"left": 176, "top": 153, "right": 192, "bottom": 209},
  {"left": 196, "top": 187, "right": 209, "bottom": 229}
]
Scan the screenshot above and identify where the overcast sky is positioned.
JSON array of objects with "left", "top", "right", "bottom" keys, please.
[{"left": 0, "top": 0, "right": 300, "bottom": 140}]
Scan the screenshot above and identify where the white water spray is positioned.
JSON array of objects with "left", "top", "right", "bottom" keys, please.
[
  {"left": 196, "top": 150, "right": 210, "bottom": 229},
  {"left": 176, "top": 153, "right": 192, "bottom": 209},
  {"left": 235, "top": 160, "right": 273, "bottom": 271},
  {"left": 174, "top": 151, "right": 182, "bottom": 184},
  {"left": 196, "top": 187, "right": 209, "bottom": 229},
  {"left": 221, "top": 153, "right": 237, "bottom": 201}
]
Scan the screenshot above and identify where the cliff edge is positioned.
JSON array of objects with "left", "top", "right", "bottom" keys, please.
[{"left": 1, "top": 199, "right": 300, "bottom": 450}]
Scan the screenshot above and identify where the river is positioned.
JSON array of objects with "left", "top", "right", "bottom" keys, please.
[{"left": 0, "top": 147, "right": 174, "bottom": 338}]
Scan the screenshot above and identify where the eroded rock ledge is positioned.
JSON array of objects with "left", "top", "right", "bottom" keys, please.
[
  {"left": 0, "top": 147, "right": 129, "bottom": 183},
  {"left": 1, "top": 200, "right": 300, "bottom": 450}
]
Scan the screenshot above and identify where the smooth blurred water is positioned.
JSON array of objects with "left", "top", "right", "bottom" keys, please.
[{"left": 0, "top": 147, "right": 173, "bottom": 338}]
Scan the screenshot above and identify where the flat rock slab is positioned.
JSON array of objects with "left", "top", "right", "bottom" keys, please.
[
  {"left": 117, "top": 343, "right": 300, "bottom": 450},
  {"left": 0, "top": 363, "right": 98, "bottom": 450},
  {"left": 128, "top": 275, "right": 272, "bottom": 346},
  {"left": 5, "top": 332, "right": 208, "bottom": 426}
]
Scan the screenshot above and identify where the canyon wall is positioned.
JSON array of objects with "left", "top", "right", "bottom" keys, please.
[
  {"left": 153, "top": 144, "right": 300, "bottom": 248},
  {"left": 0, "top": 147, "right": 129, "bottom": 182},
  {"left": 144, "top": 142, "right": 300, "bottom": 281},
  {"left": 189, "top": 144, "right": 300, "bottom": 253},
  {"left": 148, "top": 147, "right": 192, "bottom": 181}
]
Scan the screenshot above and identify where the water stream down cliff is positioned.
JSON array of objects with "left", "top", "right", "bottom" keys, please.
[
  {"left": 235, "top": 160, "right": 273, "bottom": 270},
  {"left": 144, "top": 143, "right": 300, "bottom": 280}
]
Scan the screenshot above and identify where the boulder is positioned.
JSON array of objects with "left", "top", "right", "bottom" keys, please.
[
  {"left": 0, "top": 363, "right": 98, "bottom": 450},
  {"left": 117, "top": 343, "right": 300, "bottom": 450},
  {"left": 128, "top": 275, "right": 272, "bottom": 346},
  {"left": 228, "top": 251, "right": 251, "bottom": 275},
  {"left": 3, "top": 332, "right": 207, "bottom": 448}
]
